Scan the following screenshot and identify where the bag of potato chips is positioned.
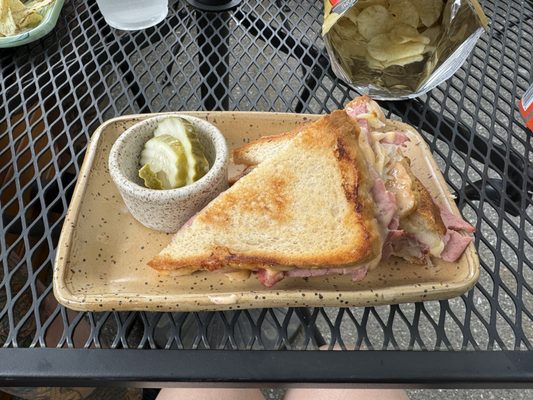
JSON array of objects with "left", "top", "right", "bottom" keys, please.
[{"left": 323, "top": 0, "right": 488, "bottom": 99}]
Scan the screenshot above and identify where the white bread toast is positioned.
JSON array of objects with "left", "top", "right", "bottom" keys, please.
[
  {"left": 149, "top": 111, "right": 383, "bottom": 274},
  {"left": 232, "top": 96, "right": 387, "bottom": 167},
  {"left": 232, "top": 125, "right": 302, "bottom": 166}
]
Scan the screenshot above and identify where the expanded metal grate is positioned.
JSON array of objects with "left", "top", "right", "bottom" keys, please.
[{"left": 1, "top": 0, "right": 532, "bottom": 355}]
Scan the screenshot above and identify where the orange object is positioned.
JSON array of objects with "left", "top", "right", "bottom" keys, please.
[{"left": 519, "top": 84, "right": 533, "bottom": 132}]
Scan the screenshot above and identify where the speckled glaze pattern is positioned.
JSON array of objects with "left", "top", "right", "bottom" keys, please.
[
  {"left": 108, "top": 115, "right": 228, "bottom": 233},
  {"left": 53, "top": 112, "right": 479, "bottom": 312}
]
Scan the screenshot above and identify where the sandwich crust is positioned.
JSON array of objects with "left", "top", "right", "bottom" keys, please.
[
  {"left": 232, "top": 125, "right": 302, "bottom": 166},
  {"left": 406, "top": 176, "right": 447, "bottom": 235}
]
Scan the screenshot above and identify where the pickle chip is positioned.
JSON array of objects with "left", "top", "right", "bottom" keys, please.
[
  {"left": 138, "top": 164, "right": 164, "bottom": 190},
  {"left": 154, "top": 117, "right": 210, "bottom": 184},
  {"left": 139, "top": 135, "right": 188, "bottom": 189}
]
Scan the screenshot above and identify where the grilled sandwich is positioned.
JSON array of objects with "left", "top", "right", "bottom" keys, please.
[
  {"left": 149, "top": 111, "right": 385, "bottom": 287},
  {"left": 149, "top": 96, "right": 474, "bottom": 287},
  {"left": 232, "top": 96, "right": 474, "bottom": 267}
]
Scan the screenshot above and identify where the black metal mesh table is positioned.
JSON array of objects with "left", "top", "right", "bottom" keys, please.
[{"left": 1, "top": 0, "right": 533, "bottom": 387}]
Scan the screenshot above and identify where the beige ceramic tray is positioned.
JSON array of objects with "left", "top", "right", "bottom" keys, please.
[{"left": 53, "top": 112, "right": 479, "bottom": 311}]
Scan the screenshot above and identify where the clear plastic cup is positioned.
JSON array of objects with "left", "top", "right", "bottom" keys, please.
[{"left": 95, "top": 0, "right": 169, "bottom": 31}]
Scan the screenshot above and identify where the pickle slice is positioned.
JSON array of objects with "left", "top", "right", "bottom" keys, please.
[
  {"left": 154, "top": 117, "right": 210, "bottom": 184},
  {"left": 138, "top": 164, "right": 164, "bottom": 190},
  {"left": 139, "top": 135, "right": 188, "bottom": 189}
]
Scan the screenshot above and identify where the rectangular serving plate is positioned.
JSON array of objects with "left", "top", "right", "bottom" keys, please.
[{"left": 53, "top": 112, "right": 479, "bottom": 311}]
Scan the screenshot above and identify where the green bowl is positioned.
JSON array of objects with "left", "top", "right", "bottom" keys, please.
[{"left": 0, "top": 0, "right": 65, "bottom": 48}]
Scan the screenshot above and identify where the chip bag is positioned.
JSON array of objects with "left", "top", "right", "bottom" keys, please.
[{"left": 323, "top": 0, "right": 488, "bottom": 99}]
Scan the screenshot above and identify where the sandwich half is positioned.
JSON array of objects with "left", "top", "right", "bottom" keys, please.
[
  {"left": 149, "top": 111, "right": 385, "bottom": 287},
  {"left": 232, "top": 96, "right": 474, "bottom": 266}
]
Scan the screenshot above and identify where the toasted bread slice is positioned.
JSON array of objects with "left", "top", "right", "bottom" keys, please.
[
  {"left": 232, "top": 125, "right": 302, "bottom": 166},
  {"left": 149, "top": 111, "right": 383, "bottom": 274},
  {"left": 233, "top": 95, "right": 387, "bottom": 167},
  {"left": 399, "top": 174, "right": 447, "bottom": 256}
]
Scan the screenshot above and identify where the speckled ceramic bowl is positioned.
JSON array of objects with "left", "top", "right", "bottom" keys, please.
[{"left": 108, "top": 115, "right": 228, "bottom": 233}]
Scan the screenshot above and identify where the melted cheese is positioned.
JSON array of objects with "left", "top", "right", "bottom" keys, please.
[
  {"left": 357, "top": 129, "right": 376, "bottom": 167},
  {"left": 372, "top": 131, "right": 399, "bottom": 143},
  {"left": 354, "top": 112, "right": 386, "bottom": 128},
  {"left": 224, "top": 270, "right": 251, "bottom": 281},
  {"left": 373, "top": 139, "right": 387, "bottom": 176},
  {"left": 388, "top": 161, "right": 416, "bottom": 218}
]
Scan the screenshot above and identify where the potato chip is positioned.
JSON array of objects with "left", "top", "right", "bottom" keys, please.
[
  {"left": 343, "top": 6, "right": 360, "bottom": 26},
  {"left": 11, "top": 0, "right": 42, "bottom": 29},
  {"left": 340, "top": 41, "right": 368, "bottom": 59},
  {"left": 339, "top": 47, "right": 367, "bottom": 60},
  {"left": 0, "top": 0, "right": 7, "bottom": 17},
  {"left": 367, "top": 33, "right": 426, "bottom": 62},
  {"left": 8, "top": 0, "right": 25, "bottom": 12},
  {"left": 388, "top": 0, "right": 419, "bottom": 28},
  {"left": 366, "top": 54, "right": 385, "bottom": 70},
  {"left": 328, "top": 0, "right": 441, "bottom": 72},
  {"left": 422, "top": 25, "right": 442, "bottom": 45},
  {"left": 356, "top": 0, "right": 388, "bottom": 9},
  {"left": 331, "top": 24, "right": 367, "bottom": 59},
  {"left": 334, "top": 16, "right": 358, "bottom": 38},
  {"left": 389, "top": 24, "right": 430, "bottom": 45},
  {"left": 26, "top": 0, "right": 55, "bottom": 12},
  {"left": 0, "top": 0, "right": 48, "bottom": 37},
  {"left": 19, "top": 10, "right": 41, "bottom": 28},
  {"left": 357, "top": 5, "right": 394, "bottom": 40},
  {"left": 330, "top": 20, "right": 366, "bottom": 49},
  {"left": 0, "top": 15, "right": 15, "bottom": 36},
  {"left": 423, "top": 46, "right": 436, "bottom": 55},
  {"left": 410, "top": 0, "right": 443, "bottom": 27},
  {"left": 0, "top": 0, "right": 17, "bottom": 36},
  {"left": 382, "top": 54, "right": 424, "bottom": 68}
]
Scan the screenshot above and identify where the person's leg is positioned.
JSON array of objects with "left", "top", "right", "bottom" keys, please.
[
  {"left": 281, "top": 346, "right": 409, "bottom": 400},
  {"left": 156, "top": 388, "right": 265, "bottom": 400},
  {"left": 284, "top": 388, "right": 409, "bottom": 400},
  {"left": 155, "top": 388, "right": 409, "bottom": 400}
]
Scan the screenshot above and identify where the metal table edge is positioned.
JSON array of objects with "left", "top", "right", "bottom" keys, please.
[{"left": 1, "top": 348, "right": 533, "bottom": 388}]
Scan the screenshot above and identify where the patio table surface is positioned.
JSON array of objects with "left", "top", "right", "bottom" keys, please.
[{"left": 1, "top": 0, "right": 533, "bottom": 387}]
